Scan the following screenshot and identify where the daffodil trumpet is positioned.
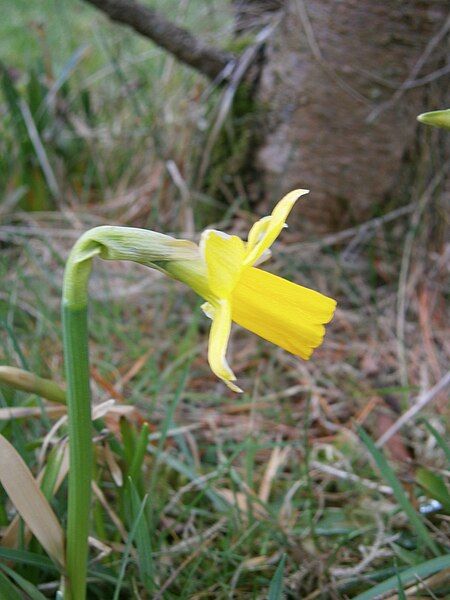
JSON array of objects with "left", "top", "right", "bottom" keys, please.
[{"left": 62, "top": 189, "right": 336, "bottom": 598}]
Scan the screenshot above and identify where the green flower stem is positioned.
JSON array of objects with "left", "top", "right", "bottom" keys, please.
[
  {"left": 62, "top": 233, "right": 99, "bottom": 600},
  {"left": 62, "top": 305, "right": 91, "bottom": 600},
  {"left": 61, "top": 225, "right": 202, "bottom": 599}
]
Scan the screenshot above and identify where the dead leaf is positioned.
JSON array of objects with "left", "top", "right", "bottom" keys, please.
[{"left": 0, "top": 434, "right": 65, "bottom": 568}]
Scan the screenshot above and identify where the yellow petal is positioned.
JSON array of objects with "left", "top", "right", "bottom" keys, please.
[
  {"left": 244, "top": 189, "right": 309, "bottom": 267},
  {"left": 200, "top": 230, "right": 246, "bottom": 298},
  {"left": 207, "top": 300, "right": 242, "bottom": 392},
  {"left": 247, "top": 216, "right": 271, "bottom": 251},
  {"left": 232, "top": 267, "right": 336, "bottom": 359}
]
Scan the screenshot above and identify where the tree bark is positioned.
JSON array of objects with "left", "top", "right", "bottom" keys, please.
[
  {"left": 84, "top": 0, "right": 236, "bottom": 80},
  {"left": 253, "top": 0, "right": 449, "bottom": 228}
]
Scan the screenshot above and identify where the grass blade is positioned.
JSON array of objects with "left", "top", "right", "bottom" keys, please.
[
  {"left": 421, "top": 419, "right": 450, "bottom": 466},
  {"left": 0, "top": 547, "right": 57, "bottom": 572},
  {"left": 0, "top": 434, "right": 65, "bottom": 569},
  {"left": 416, "top": 467, "right": 450, "bottom": 512},
  {"left": 40, "top": 44, "right": 89, "bottom": 117},
  {"left": 128, "top": 479, "right": 155, "bottom": 593},
  {"left": 0, "top": 570, "right": 23, "bottom": 600},
  {"left": 0, "top": 564, "right": 47, "bottom": 600},
  {"left": 0, "top": 62, "right": 29, "bottom": 148},
  {"left": 113, "top": 491, "right": 149, "bottom": 600},
  {"left": 18, "top": 98, "right": 60, "bottom": 199},
  {"left": 268, "top": 554, "right": 286, "bottom": 600},
  {"left": 396, "top": 569, "right": 407, "bottom": 600},
  {"left": 353, "top": 554, "right": 450, "bottom": 600},
  {"left": 128, "top": 422, "right": 149, "bottom": 485},
  {"left": 359, "top": 427, "right": 440, "bottom": 556}
]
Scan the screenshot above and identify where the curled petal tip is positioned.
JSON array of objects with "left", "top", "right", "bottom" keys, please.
[
  {"left": 225, "top": 380, "right": 243, "bottom": 393},
  {"left": 287, "top": 188, "right": 309, "bottom": 201}
]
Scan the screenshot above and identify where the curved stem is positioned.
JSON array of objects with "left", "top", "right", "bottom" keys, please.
[
  {"left": 62, "top": 236, "right": 99, "bottom": 600},
  {"left": 61, "top": 225, "right": 203, "bottom": 599}
]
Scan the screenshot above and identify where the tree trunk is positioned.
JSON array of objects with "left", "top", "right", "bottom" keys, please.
[
  {"left": 83, "top": 0, "right": 449, "bottom": 230},
  {"left": 251, "top": 0, "right": 449, "bottom": 229}
]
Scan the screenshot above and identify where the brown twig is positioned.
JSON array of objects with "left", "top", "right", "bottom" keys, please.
[
  {"left": 367, "top": 14, "right": 450, "bottom": 122},
  {"left": 376, "top": 371, "right": 450, "bottom": 448},
  {"left": 83, "top": 0, "right": 236, "bottom": 80}
]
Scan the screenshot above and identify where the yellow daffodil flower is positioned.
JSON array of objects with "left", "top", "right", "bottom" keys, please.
[
  {"left": 61, "top": 189, "right": 337, "bottom": 600},
  {"left": 65, "top": 189, "right": 336, "bottom": 392},
  {"left": 166, "top": 189, "right": 336, "bottom": 391}
]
